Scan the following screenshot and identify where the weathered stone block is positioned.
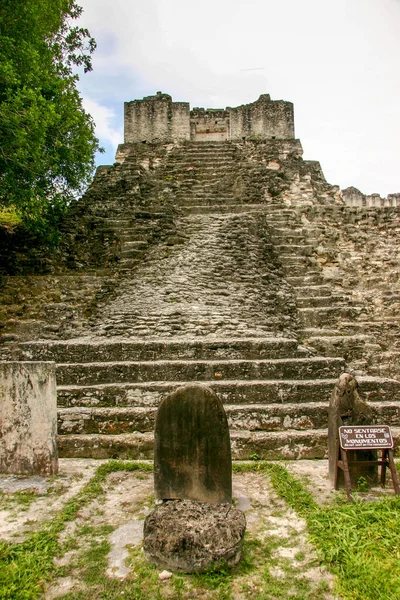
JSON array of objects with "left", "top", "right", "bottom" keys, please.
[
  {"left": 0, "top": 362, "right": 58, "bottom": 475},
  {"left": 154, "top": 384, "right": 232, "bottom": 504},
  {"left": 143, "top": 499, "right": 246, "bottom": 573}
]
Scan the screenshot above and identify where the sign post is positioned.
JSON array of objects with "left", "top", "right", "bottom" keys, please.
[{"left": 335, "top": 425, "right": 400, "bottom": 501}]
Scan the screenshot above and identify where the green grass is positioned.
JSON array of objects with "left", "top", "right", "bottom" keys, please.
[
  {"left": 2, "top": 459, "right": 400, "bottom": 599},
  {"left": 0, "top": 461, "right": 152, "bottom": 600},
  {"left": 0, "top": 208, "right": 22, "bottom": 231},
  {"left": 0, "top": 489, "right": 40, "bottom": 511},
  {"left": 249, "top": 462, "right": 400, "bottom": 600}
]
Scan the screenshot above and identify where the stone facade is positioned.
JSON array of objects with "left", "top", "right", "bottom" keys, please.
[
  {"left": 1, "top": 92, "right": 400, "bottom": 461},
  {"left": 124, "top": 92, "right": 294, "bottom": 143},
  {"left": 124, "top": 92, "right": 190, "bottom": 144},
  {"left": 342, "top": 186, "right": 400, "bottom": 208}
]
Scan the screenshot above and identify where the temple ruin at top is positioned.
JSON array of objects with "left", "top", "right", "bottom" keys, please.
[{"left": 124, "top": 92, "right": 295, "bottom": 143}]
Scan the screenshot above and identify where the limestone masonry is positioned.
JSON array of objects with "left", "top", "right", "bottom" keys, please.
[
  {"left": 0, "top": 92, "right": 400, "bottom": 461},
  {"left": 124, "top": 92, "right": 294, "bottom": 143}
]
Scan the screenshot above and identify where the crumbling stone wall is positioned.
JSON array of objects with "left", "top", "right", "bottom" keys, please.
[
  {"left": 0, "top": 141, "right": 181, "bottom": 346},
  {"left": 229, "top": 94, "right": 294, "bottom": 140},
  {"left": 228, "top": 140, "right": 337, "bottom": 205},
  {"left": 190, "top": 108, "right": 227, "bottom": 141},
  {"left": 124, "top": 92, "right": 190, "bottom": 143},
  {"left": 342, "top": 187, "right": 400, "bottom": 208},
  {"left": 124, "top": 92, "right": 295, "bottom": 143}
]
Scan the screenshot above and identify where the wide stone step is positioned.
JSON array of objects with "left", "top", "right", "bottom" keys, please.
[
  {"left": 301, "top": 327, "right": 342, "bottom": 338},
  {"left": 268, "top": 220, "right": 299, "bottom": 228},
  {"left": 170, "top": 160, "right": 235, "bottom": 168},
  {"left": 293, "top": 285, "right": 332, "bottom": 297},
  {"left": 58, "top": 401, "right": 400, "bottom": 435},
  {"left": 58, "top": 378, "right": 349, "bottom": 408},
  {"left": 57, "top": 419, "right": 400, "bottom": 459},
  {"left": 288, "top": 275, "right": 323, "bottom": 287},
  {"left": 57, "top": 429, "right": 328, "bottom": 459},
  {"left": 167, "top": 161, "right": 235, "bottom": 168},
  {"left": 299, "top": 306, "right": 362, "bottom": 327},
  {"left": 57, "top": 402, "right": 330, "bottom": 435},
  {"left": 282, "top": 265, "right": 320, "bottom": 277},
  {"left": 178, "top": 198, "right": 238, "bottom": 206},
  {"left": 279, "top": 255, "right": 309, "bottom": 265},
  {"left": 264, "top": 206, "right": 297, "bottom": 213},
  {"left": 122, "top": 241, "right": 149, "bottom": 250},
  {"left": 182, "top": 204, "right": 268, "bottom": 215},
  {"left": 271, "top": 235, "right": 318, "bottom": 245},
  {"left": 270, "top": 229, "right": 306, "bottom": 237},
  {"left": 177, "top": 189, "right": 235, "bottom": 196},
  {"left": 297, "top": 295, "right": 346, "bottom": 308},
  {"left": 274, "top": 244, "right": 314, "bottom": 255},
  {"left": 118, "top": 231, "right": 150, "bottom": 241},
  {"left": 57, "top": 376, "right": 400, "bottom": 408},
  {"left": 18, "top": 337, "right": 301, "bottom": 363},
  {"left": 118, "top": 258, "right": 140, "bottom": 270},
  {"left": 173, "top": 145, "right": 234, "bottom": 152},
  {"left": 56, "top": 357, "right": 346, "bottom": 386},
  {"left": 121, "top": 248, "right": 144, "bottom": 259},
  {"left": 176, "top": 188, "right": 234, "bottom": 195}
]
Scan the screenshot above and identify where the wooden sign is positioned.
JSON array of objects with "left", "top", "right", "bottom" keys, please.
[
  {"left": 335, "top": 424, "right": 400, "bottom": 501},
  {"left": 339, "top": 425, "right": 393, "bottom": 451}
]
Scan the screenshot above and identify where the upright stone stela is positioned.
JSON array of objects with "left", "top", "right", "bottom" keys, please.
[{"left": 154, "top": 384, "right": 232, "bottom": 504}]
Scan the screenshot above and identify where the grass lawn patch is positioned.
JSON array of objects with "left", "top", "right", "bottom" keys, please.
[
  {"left": 2, "top": 459, "right": 399, "bottom": 599},
  {"left": 252, "top": 462, "right": 400, "bottom": 600}
]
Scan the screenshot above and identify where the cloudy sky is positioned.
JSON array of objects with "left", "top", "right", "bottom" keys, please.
[{"left": 77, "top": 0, "right": 400, "bottom": 196}]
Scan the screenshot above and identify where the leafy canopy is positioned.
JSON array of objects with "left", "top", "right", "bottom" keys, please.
[{"left": 0, "top": 0, "right": 101, "bottom": 240}]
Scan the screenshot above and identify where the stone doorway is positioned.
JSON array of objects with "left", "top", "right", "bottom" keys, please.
[{"left": 190, "top": 109, "right": 229, "bottom": 141}]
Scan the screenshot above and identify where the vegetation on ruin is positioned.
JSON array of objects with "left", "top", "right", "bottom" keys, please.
[
  {"left": 0, "top": 208, "right": 23, "bottom": 232},
  {"left": 253, "top": 462, "right": 400, "bottom": 600},
  {"left": 1, "top": 460, "right": 400, "bottom": 599},
  {"left": 0, "top": 0, "right": 101, "bottom": 242}
]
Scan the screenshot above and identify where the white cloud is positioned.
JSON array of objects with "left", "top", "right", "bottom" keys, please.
[
  {"left": 77, "top": 0, "right": 400, "bottom": 195},
  {"left": 81, "top": 96, "right": 122, "bottom": 149}
]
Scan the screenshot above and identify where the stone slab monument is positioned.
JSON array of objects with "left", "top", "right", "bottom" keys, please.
[
  {"left": 328, "top": 373, "right": 377, "bottom": 488},
  {"left": 0, "top": 362, "right": 58, "bottom": 475},
  {"left": 154, "top": 384, "right": 232, "bottom": 504},
  {"left": 144, "top": 384, "right": 245, "bottom": 573}
]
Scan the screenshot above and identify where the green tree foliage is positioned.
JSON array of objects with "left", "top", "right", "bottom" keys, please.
[{"left": 0, "top": 0, "right": 101, "bottom": 240}]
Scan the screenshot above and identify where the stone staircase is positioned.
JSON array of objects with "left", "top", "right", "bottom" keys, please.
[
  {"left": 6, "top": 141, "right": 400, "bottom": 458},
  {"left": 168, "top": 142, "right": 239, "bottom": 211},
  {"left": 101, "top": 211, "right": 176, "bottom": 271},
  {"left": 17, "top": 337, "right": 346, "bottom": 459},
  {"left": 266, "top": 204, "right": 374, "bottom": 368}
]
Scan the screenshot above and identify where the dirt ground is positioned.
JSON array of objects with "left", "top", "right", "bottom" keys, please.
[{"left": 1, "top": 459, "right": 397, "bottom": 599}]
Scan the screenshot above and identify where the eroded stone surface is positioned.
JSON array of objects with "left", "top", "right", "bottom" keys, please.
[
  {"left": 154, "top": 384, "right": 232, "bottom": 504},
  {"left": 0, "top": 362, "right": 58, "bottom": 475},
  {"left": 143, "top": 499, "right": 246, "bottom": 573}
]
